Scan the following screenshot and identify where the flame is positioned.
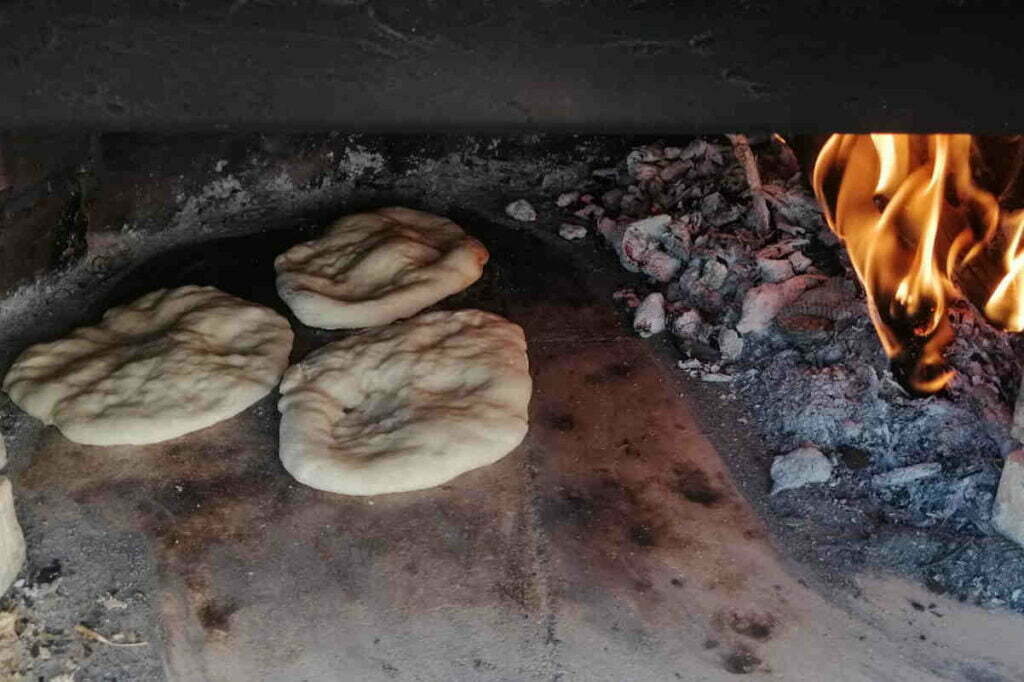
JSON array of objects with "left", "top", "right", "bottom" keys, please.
[
  {"left": 812, "top": 134, "right": 1024, "bottom": 394},
  {"left": 986, "top": 210, "right": 1024, "bottom": 331}
]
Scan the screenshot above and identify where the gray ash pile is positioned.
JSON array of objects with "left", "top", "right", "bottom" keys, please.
[{"left": 553, "top": 134, "right": 1024, "bottom": 610}]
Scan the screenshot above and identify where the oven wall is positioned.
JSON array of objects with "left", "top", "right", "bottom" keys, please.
[
  {"left": 0, "top": 132, "right": 636, "bottom": 298},
  {"left": 0, "top": 1, "right": 1021, "bottom": 133}
]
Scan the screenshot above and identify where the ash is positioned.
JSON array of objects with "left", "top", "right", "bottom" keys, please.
[{"left": 555, "top": 135, "right": 1024, "bottom": 611}]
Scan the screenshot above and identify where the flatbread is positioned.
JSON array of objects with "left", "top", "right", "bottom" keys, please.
[
  {"left": 278, "top": 309, "right": 531, "bottom": 495},
  {"left": 3, "top": 286, "right": 294, "bottom": 446},
  {"left": 274, "top": 207, "right": 489, "bottom": 329}
]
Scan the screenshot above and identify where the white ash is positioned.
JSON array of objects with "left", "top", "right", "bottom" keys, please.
[
  {"left": 555, "top": 191, "right": 579, "bottom": 207},
  {"left": 504, "top": 199, "right": 537, "bottom": 222},
  {"left": 771, "top": 447, "right": 833, "bottom": 494},
  {"left": 625, "top": 149, "right": 647, "bottom": 174},
  {"left": 700, "top": 259, "right": 729, "bottom": 290},
  {"left": 573, "top": 204, "right": 604, "bottom": 220},
  {"left": 617, "top": 214, "right": 672, "bottom": 272},
  {"left": 757, "top": 257, "right": 795, "bottom": 283},
  {"left": 872, "top": 463, "right": 943, "bottom": 488},
  {"left": 642, "top": 250, "right": 682, "bottom": 282},
  {"left": 98, "top": 593, "right": 130, "bottom": 610},
  {"left": 611, "top": 214, "right": 688, "bottom": 282},
  {"left": 992, "top": 451, "right": 1024, "bottom": 549},
  {"left": 718, "top": 328, "right": 744, "bottom": 362},
  {"left": 788, "top": 250, "right": 813, "bottom": 273},
  {"left": 558, "top": 224, "right": 587, "bottom": 241},
  {"left": 736, "top": 275, "right": 826, "bottom": 335},
  {"left": 677, "top": 358, "right": 732, "bottom": 383},
  {"left": 633, "top": 292, "right": 666, "bottom": 338},
  {"left": 671, "top": 309, "right": 708, "bottom": 345},
  {"left": 678, "top": 358, "right": 703, "bottom": 372},
  {"left": 664, "top": 215, "right": 695, "bottom": 260},
  {"left": 700, "top": 193, "right": 724, "bottom": 222}
]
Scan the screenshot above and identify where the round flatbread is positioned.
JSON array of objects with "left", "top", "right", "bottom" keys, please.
[
  {"left": 3, "top": 286, "right": 294, "bottom": 446},
  {"left": 278, "top": 309, "right": 531, "bottom": 495},
  {"left": 274, "top": 207, "right": 489, "bottom": 329}
]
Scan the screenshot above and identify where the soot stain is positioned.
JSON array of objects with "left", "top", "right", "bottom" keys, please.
[
  {"left": 53, "top": 446, "right": 278, "bottom": 574},
  {"left": 547, "top": 413, "right": 576, "bottom": 432},
  {"left": 553, "top": 491, "right": 598, "bottom": 531},
  {"left": 673, "top": 464, "right": 724, "bottom": 507},
  {"left": 33, "top": 559, "right": 63, "bottom": 586},
  {"left": 198, "top": 599, "right": 239, "bottom": 633},
  {"left": 549, "top": 477, "right": 676, "bottom": 549},
  {"left": 742, "top": 527, "right": 766, "bottom": 541},
  {"left": 126, "top": 458, "right": 299, "bottom": 590},
  {"left": 543, "top": 475, "right": 688, "bottom": 604},
  {"left": 584, "top": 361, "right": 634, "bottom": 384},
  {"left": 629, "top": 524, "right": 657, "bottom": 548},
  {"left": 546, "top": 481, "right": 613, "bottom": 528},
  {"left": 728, "top": 612, "right": 776, "bottom": 641},
  {"left": 472, "top": 658, "right": 497, "bottom": 671},
  {"left": 722, "top": 645, "right": 762, "bottom": 674}
]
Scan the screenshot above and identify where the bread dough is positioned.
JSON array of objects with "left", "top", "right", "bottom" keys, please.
[
  {"left": 3, "top": 286, "right": 293, "bottom": 446},
  {"left": 274, "top": 207, "right": 489, "bottom": 329},
  {"left": 278, "top": 309, "right": 531, "bottom": 495}
]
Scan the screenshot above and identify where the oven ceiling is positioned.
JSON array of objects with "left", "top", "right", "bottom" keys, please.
[{"left": 0, "top": 0, "right": 1020, "bottom": 132}]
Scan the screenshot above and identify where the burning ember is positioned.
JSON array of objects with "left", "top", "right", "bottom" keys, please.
[{"left": 813, "top": 134, "right": 1024, "bottom": 394}]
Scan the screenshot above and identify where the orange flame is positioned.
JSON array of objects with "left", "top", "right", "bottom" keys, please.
[{"left": 812, "top": 134, "right": 1024, "bottom": 394}]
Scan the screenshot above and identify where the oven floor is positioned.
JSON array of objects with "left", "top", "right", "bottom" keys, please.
[{"left": 5, "top": 216, "right": 1024, "bottom": 681}]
